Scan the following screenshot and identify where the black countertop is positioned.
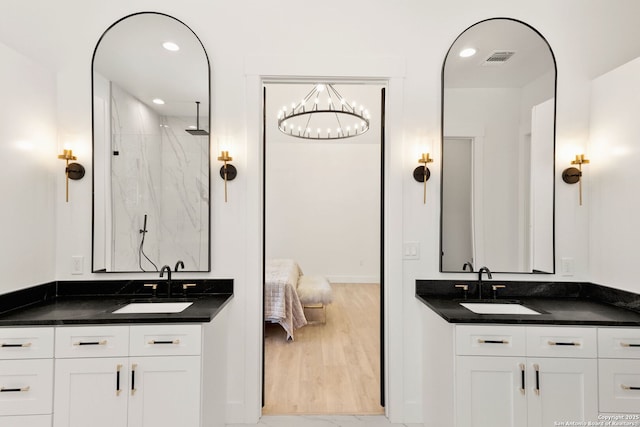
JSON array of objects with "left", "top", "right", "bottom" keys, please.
[
  {"left": 416, "top": 280, "right": 640, "bottom": 326},
  {"left": 0, "top": 279, "right": 233, "bottom": 326}
]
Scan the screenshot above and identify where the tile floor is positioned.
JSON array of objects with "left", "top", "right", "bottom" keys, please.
[{"left": 227, "top": 415, "right": 423, "bottom": 427}]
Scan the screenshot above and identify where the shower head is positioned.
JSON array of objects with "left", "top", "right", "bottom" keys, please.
[
  {"left": 186, "top": 128, "right": 209, "bottom": 136},
  {"left": 185, "top": 101, "right": 209, "bottom": 136}
]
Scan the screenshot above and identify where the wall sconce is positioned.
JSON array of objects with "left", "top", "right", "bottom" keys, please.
[
  {"left": 413, "top": 153, "right": 433, "bottom": 204},
  {"left": 217, "top": 151, "right": 237, "bottom": 203},
  {"left": 57, "top": 149, "right": 85, "bottom": 202},
  {"left": 562, "top": 154, "right": 590, "bottom": 206}
]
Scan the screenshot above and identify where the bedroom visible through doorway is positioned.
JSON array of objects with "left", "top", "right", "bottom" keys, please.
[{"left": 262, "top": 82, "right": 385, "bottom": 415}]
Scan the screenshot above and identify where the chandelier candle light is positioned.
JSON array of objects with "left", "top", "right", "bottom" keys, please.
[{"left": 277, "top": 83, "right": 370, "bottom": 140}]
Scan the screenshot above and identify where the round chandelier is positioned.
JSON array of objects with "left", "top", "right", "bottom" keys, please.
[{"left": 277, "top": 83, "right": 370, "bottom": 140}]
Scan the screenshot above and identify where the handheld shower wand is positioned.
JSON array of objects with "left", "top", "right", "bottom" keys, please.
[{"left": 138, "top": 214, "right": 158, "bottom": 271}]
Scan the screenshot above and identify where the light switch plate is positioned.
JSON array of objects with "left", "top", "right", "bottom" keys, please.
[
  {"left": 403, "top": 242, "right": 420, "bottom": 260},
  {"left": 560, "top": 257, "right": 574, "bottom": 276}
]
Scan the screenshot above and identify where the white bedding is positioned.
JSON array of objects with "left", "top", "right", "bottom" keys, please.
[{"left": 264, "top": 259, "right": 307, "bottom": 340}]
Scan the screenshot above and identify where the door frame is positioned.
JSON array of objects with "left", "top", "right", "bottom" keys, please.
[
  {"left": 243, "top": 56, "right": 405, "bottom": 422},
  {"left": 261, "top": 81, "right": 386, "bottom": 410}
]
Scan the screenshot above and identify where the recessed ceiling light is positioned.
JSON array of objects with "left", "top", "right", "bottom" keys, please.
[
  {"left": 459, "top": 48, "right": 477, "bottom": 58},
  {"left": 162, "top": 41, "right": 180, "bottom": 51},
  {"left": 152, "top": 98, "right": 165, "bottom": 105}
]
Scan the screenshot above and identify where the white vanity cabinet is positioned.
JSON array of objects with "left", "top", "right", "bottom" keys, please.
[
  {"left": 454, "top": 325, "right": 598, "bottom": 427},
  {"left": 0, "top": 327, "right": 54, "bottom": 427},
  {"left": 53, "top": 319, "right": 227, "bottom": 427}
]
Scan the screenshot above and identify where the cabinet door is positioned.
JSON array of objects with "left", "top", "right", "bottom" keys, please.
[
  {"left": 456, "top": 356, "right": 527, "bottom": 427},
  {"left": 527, "top": 358, "right": 597, "bottom": 427},
  {"left": 128, "top": 356, "right": 200, "bottom": 427},
  {"left": 53, "top": 358, "right": 129, "bottom": 427}
]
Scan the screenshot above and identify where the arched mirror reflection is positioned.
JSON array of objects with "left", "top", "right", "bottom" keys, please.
[
  {"left": 441, "top": 18, "right": 556, "bottom": 274},
  {"left": 92, "top": 12, "right": 210, "bottom": 272}
]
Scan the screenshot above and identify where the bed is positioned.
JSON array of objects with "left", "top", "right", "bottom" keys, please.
[{"left": 264, "top": 258, "right": 307, "bottom": 340}]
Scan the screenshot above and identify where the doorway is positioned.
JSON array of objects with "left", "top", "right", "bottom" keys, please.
[{"left": 262, "top": 81, "right": 385, "bottom": 414}]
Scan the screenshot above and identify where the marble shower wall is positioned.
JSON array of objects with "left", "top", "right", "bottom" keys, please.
[{"left": 110, "top": 83, "right": 209, "bottom": 272}]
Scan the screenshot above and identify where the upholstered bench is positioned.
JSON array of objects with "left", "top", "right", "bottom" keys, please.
[{"left": 296, "top": 275, "right": 333, "bottom": 324}]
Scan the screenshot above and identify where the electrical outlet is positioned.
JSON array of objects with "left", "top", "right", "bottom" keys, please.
[{"left": 71, "top": 256, "right": 84, "bottom": 275}]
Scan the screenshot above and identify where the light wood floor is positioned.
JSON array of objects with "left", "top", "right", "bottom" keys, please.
[{"left": 263, "top": 283, "right": 383, "bottom": 415}]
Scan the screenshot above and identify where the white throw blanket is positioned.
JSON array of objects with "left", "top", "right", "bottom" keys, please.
[{"left": 264, "top": 259, "right": 307, "bottom": 340}]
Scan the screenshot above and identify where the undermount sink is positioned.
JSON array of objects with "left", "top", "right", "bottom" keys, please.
[
  {"left": 112, "top": 302, "right": 193, "bottom": 314},
  {"left": 460, "top": 302, "right": 541, "bottom": 315}
]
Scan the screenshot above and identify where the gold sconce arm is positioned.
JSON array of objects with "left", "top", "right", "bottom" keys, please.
[
  {"left": 217, "top": 151, "right": 237, "bottom": 203},
  {"left": 562, "top": 154, "right": 589, "bottom": 206},
  {"left": 57, "top": 149, "right": 85, "bottom": 202},
  {"left": 413, "top": 153, "right": 433, "bottom": 204}
]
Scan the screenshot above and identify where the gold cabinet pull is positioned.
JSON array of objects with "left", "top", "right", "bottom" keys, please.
[
  {"left": 1, "top": 342, "right": 32, "bottom": 348},
  {"left": 478, "top": 339, "right": 509, "bottom": 344},
  {"left": 547, "top": 340, "right": 580, "bottom": 346},
  {"left": 534, "top": 363, "right": 540, "bottom": 395},
  {"left": 148, "top": 339, "right": 180, "bottom": 345},
  {"left": 621, "top": 384, "right": 640, "bottom": 391},
  {"left": 0, "top": 386, "right": 30, "bottom": 392},
  {"left": 73, "top": 340, "right": 107, "bottom": 346},
  {"left": 620, "top": 342, "right": 640, "bottom": 348},
  {"left": 519, "top": 363, "right": 525, "bottom": 395}
]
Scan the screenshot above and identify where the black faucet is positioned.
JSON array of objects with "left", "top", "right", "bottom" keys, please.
[
  {"left": 462, "top": 262, "right": 474, "bottom": 272},
  {"left": 160, "top": 265, "right": 172, "bottom": 298},
  {"left": 477, "top": 266, "right": 492, "bottom": 300},
  {"left": 174, "top": 260, "right": 184, "bottom": 272}
]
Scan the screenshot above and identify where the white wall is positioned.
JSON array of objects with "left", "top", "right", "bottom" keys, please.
[
  {"left": 266, "top": 140, "right": 381, "bottom": 283},
  {"left": 265, "top": 83, "right": 381, "bottom": 284},
  {"left": 589, "top": 56, "right": 640, "bottom": 294},
  {"left": 444, "top": 87, "right": 523, "bottom": 271},
  {"left": 2, "top": 0, "right": 640, "bottom": 424},
  {"left": 0, "top": 41, "right": 56, "bottom": 293}
]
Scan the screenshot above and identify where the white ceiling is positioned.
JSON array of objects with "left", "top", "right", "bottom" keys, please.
[
  {"left": 444, "top": 19, "right": 555, "bottom": 89},
  {"left": 93, "top": 13, "right": 209, "bottom": 118}
]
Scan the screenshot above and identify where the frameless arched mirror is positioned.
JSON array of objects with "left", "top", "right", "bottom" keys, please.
[
  {"left": 92, "top": 12, "right": 210, "bottom": 273},
  {"left": 441, "top": 18, "right": 556, "bottom": 274}
]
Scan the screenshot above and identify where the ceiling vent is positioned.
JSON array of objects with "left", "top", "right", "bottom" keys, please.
[{"left": 483, "top": 51, "right": 516, "bottom": 65}]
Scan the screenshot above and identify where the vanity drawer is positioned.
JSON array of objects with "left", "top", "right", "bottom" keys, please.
[
  {"left": 598, "top": 328, "right": 640, "bottom": 359},
  {"left": 599, "top": 358, "right": 640, "bottom": 413},
  {"left": 455, "top": 325, "right": 526, "bottom": 356},
  {"left": 0, "top": 328, "right": 53, "bottom": 359},
  {"left": 55, "top": 326, "right": 129, "bottom": 358},
  {"left": 526, "top": 326, "right": 597, "bottom": 358},
  {"left": 130, "top": 324, "right": 201, "bottom": 356},
  {"left": 0, "top": 359, "right": 53, "bottom": 416}
]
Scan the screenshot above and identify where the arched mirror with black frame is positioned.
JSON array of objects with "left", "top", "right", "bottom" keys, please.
[
  {"left": 92, "top": 12, "right": 211, "bottom": 273},
  {"left": 440, "top": 18, "right": 556, "bottom": 274}
]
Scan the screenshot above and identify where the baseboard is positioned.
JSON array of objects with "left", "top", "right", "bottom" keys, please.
[{"left": 325, "top": 275, "right": 380, "bottom": 284}]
